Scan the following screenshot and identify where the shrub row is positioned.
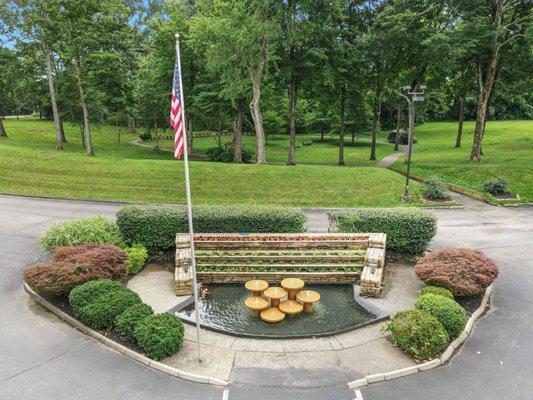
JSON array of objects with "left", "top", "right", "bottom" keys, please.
[
  {"left": 69, "top": 280, "right": 184, "bottom": 360},
  {"left": 117, "top": 204, "right": 307, "bottom": 252},
  {"left": 328, "top": 208, "right": 437, "bottom": 254},
  {"left": 23, "top": 244, "right": 127, "bottom": 296},
  {"left": 206, "top": 145, "right": 253, "bottom": 163}
]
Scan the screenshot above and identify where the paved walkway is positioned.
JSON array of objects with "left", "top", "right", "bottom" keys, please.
[{"left": 1, "top": 194, "right": 532, "bottom": 399}]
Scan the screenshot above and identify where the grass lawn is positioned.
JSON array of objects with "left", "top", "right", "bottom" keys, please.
[
  {"left": 0, "top": 119, "right": 420, "bottom": 207},
  {"left": 159, "top": 132, "right": 394, "bottom": 167},
  {"left": 388, "top": 120, "right": 533, "bottom": 203}
]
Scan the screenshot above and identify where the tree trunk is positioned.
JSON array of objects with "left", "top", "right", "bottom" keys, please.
[
  {"left": 74, "top": 57, "right": 94, "bottom": 156},
  {"left": 455, "top": 96, "right": 465, "bottom": 148},
  {"left": 0, "top": 117, "right": 7, "bottom": 137},
  {"left": 394, "top": 101, "right": 402, "bottom": 151},
  {"left": 338, "top": 87, "right": 346, "bottom": 166},
  {"left": 127, "top": 117, "right": 136, "bottom": 134},
  {"left": 59, "top": 117, "right": 67, "bottom": 143},
  {"left": 249, "top": 38, "right": 268, "bottom": 165},
  {"left": 233, "top": 99, "right": 245, "bottom": 163},
  {"left": 369, "top": 97, "right": 379, "bottom": 161},
  {"left": 186, "top": 114, "right": 193, "bottom": 155},
  {"left": 80, "top": 124, "right": 85, "bottom": 148},
  {"left": 42, "top": 37, "right": 63, "bottom": 150},
  {"left": 351, "top": 130, "right": 355, "bottom": 146},
  {"left": 287, "top": 76, "right": 297, "bottom": 165},
  {"left": 117, "top": 125, "right": 121, "bottom": 144}
]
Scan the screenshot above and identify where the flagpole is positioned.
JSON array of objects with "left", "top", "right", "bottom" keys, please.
[{"left": 175, "top": 33, "right": 202, "bottom": 362}]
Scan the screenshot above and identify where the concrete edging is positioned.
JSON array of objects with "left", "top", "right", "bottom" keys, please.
[
  {"left": 347, "top": 284, "right": 493, "bottom": 389},
  {"left": 23, "top": 282, "right": 228, "bottom": 387}
]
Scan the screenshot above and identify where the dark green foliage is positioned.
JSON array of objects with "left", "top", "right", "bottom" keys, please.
[
  {"left": 139, "top": 131, "right": 152, "bottom": 141},
  {"left": 422, "top": 177, "right": 449, "bottom": 200},
  {"left": 329, "top": 208, "right": 437, "bottom": 254},
  {"left": 419, "top": 285, "right": 454, "bottom": 300},
  {"left": 117, "top": 204, "right": 307, "bottom": 252},
  {"left": 74, "top": 288, "right": 142, "bottom": 330},
  {"left": 415, "top": 294, "right": 467, "bottom": 339},
  {"left": 124, "top": 244, "right": 148, "bottom": 275},
  {"left": 387, "top": 130, "right": 417, "bottom": 145},
  {"left": 135, "top": 314, "right": 184, "bottom": 360},
  {"left": 39, "top": 216, "right": 124, "bottom": 251},
  {"left": 115, "top": 303, "right": 154, "bottom": 342},
  {"left": 69, "top": 279, "right": 126, "bottom": 309},
  {"left": 483, "top": 178, "right": 509, "bottom": 196},
  {"left": 206, "top": 146, "right": 253, "bottom": 163},
  {"left": 386, "top": 309, "right": 449, "bottom": 359}
]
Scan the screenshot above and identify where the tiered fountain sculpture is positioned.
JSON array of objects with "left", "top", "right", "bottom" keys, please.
[{"left": 244, "top": 278, "right": 320, "bottom": 323}]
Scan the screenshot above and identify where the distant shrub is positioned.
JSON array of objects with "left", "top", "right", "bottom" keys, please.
[
  {"left": 302, "top": 140, "right": 313, "bottom": 146},
  {"left": 386, "top": 309, "right": 449, "bottom": 359},
  {"left": 115, "top": 303, "right": 154, "bottom": 343},
  {"left": 74, "top": 288, "right": 141, "bottom": 330},
  {"left": 124, "top": 245, "right": 148, "bottom": 275},
  {"left": 23, "top": 244, "right": 127, "bottom": 296},
  {"left": 39, "top": 216, "right": 124, "bottom": 251},
  {"left": 483, "top": 178, "right": 509, "bottom": 196},
  {"left": 140, "top": 131, "right": 152, "bottom": 141},
  {"left": 415, "top": 248, "right": 499, "bottom": 296},
  {"left": 206, "top": 145, "right": 253, "bottom": 163},
  {"left": 419, "top": 285, "right": 454, "bottom": 300},
  {"left": 329, "top": 208, "right": 437, "bottom": 254},
  {"left": 69, "top": 279, "right": 126, "bottom": 309},
  {"left": 415, "top": 294, "right": 467, "bottom": 338},
  {"left": 135, "top": 314, "right": 184, "bottom": 360},
  {"left": 387, "top": 130, "right": 418, "bottom": 145},
  {"left": 117, "top": 204, "right": 307, "bottom": 253},
  {"left": 423, "top": 177, "right": 449, "bottom": 200}
]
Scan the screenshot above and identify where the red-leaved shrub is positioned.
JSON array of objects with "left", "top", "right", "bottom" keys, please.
[
  {"left": 414, "top": 248, "right": 498, "bottom": 296},
  {"left": 23, "top": 244, "right": 127, "bottom": 296}
]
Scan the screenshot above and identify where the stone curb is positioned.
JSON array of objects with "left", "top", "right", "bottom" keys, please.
[
  {"left": 347, "top": 284, "right": 493, "bottom": 389},
  {"left": 23, "top": 283, "right": 228, "bottom": 387}
]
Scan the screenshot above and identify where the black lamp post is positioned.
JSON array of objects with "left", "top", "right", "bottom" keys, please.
[{"left": 397, "top": 85, "right": 426, "bottom": 203}]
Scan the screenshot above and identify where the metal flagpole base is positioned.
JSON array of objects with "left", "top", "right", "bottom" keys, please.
[{"left": 401, "top": 194, "right": 412, "bottom": 203}]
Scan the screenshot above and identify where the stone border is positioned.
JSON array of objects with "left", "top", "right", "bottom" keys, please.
[
  {"left": 23, "top": 282, "right": 228, "bottom": 387},
  {"left": 347, "top": 284, "right": 493, "bottom": 389}
]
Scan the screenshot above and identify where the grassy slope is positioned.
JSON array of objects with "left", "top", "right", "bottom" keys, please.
[
  {"left": 388, "top": 120, "right": 533, "bottom": 202},
  {"left": 0, "top": 119, "right": 419, "bottom": 207}
]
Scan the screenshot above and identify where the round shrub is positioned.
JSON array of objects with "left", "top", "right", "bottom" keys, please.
[
  {"left": 69, "top": 279, "right": 127, "bottom": 309},
  {"left": 75, "top": 289, "right": 141, "bottom": 330},
  {"left": 124, "top": 245, "right": 148, "bottom": 275},
  {"left": 415, "top": 294, "right": 467, "bottom": 338},
  {"left": 135, "top": 314, "right": 184, "bottom": 360},
  {"left": 23, "top": 244, "right": 127, "bottom": 296},
  {"left": 415, "top": 248, "right": 499, "bottom": 296},
  {"left": 483, "top": 178, "right": 509, "bottom": 196},
  {"left": 422, "top": 177, "right": 449, "bottom": 201},
  {"left": 115, "top": 303, "right": 154, "bottom": 343},
  {"left": 419, "top": 285, "right": 454, "bottom": 300},
  {"left": 386, "top": 309, "right": 449, "bottom": 359},
  {"left": 39, "top": 216, "right": 124, "bottom": 252}
]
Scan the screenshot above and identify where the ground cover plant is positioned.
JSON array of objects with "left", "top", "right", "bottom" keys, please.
[
  {"left": 23, "top": 244, "right": 127, "bottom": 295},
  {"left": 328, "top": 208, "right": 437, "bottom": 254},
  {"left": 386, "top": 309, "right": 449, "bottom": 359},
  {"left": 415, "top": 248, "right": 499, "bottom": 296},
  {"left": 39, "top": 216, "right": 124, "bottom": 251},
  {"left": 0, "top": 119, "right": 420, "bottom": 207},
  {"left": 415, "top": 293, "right": 467, "bottom": 339},
  {"left": 134, "top": 314, "right": 184, "bottom": 361}
]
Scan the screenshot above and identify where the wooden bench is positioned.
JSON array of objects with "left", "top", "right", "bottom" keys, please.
[{"left": 175, "top": 233, "right": 386, "bottom": 297}]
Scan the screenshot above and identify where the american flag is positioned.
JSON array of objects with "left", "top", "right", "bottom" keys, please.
[{"left": 169, "top": 54, "right": 185, "bottom": 159}]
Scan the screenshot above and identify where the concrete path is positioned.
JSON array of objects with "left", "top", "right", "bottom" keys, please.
[
  {"left": 1, "top": 194, "right": 533, "bottom": 399},
  {"left": 377, "top": 151, "right": 403, "bottom": 168}
]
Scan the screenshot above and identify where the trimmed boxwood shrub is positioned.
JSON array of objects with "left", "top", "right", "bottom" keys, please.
[
  {"left": 117, "top": 204, "right": 307, "bottom": 253},
  {"left": 415, "top": 294, "right": 467, "bottom": 339},
  {"left": 23, "top": 244, "right": 127, "bottom": 296},
  {"left": 135, "top": 314, "right": 184, "bottom": 360},
  {"left": 124, "top": 245, "right": 148, "bottom": 275},
  {"left": 386, "top": 309, "right": 449, "bottom": 359},
  {"left": 415, "top": 248, "right": 499, "bottom": 296},
  {"left": 419, "top": 285, "right": 454, "bottom": 300},
  {"left": 39, "top": 216, "right": 124, "bottom": 251},
  {"left": 74, "top": 288, "right": 142, "bottom": 330},
  {"left": 69, "top": 279, "right": 127, "bottom": 309},
  {"left": 328, "top": 208, "right": 437, "bottom": 254},
  {"left": 115, "top": 303, "right": 154, "bottom": 342}
]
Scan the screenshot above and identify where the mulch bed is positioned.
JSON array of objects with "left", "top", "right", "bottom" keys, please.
[{"left": 455, "top": 292, "right": 484, "bottom": 317}]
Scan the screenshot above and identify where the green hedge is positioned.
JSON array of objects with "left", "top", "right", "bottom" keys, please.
[
  {"left": 415, "top": 294, "right": 467, "bottom": 339},
  {"left": 328, "top": 208, "right": 437, "bottom": 254},
  {"left": 115, "top": 303, "right": 154, "bottom": 342},
  {"left": 117, "top": 204, "right": 307, "bottom": 252},
  {"left": 135, "top": 314, "right": 184, "bottom": 360},
  {"left": 124, "top": 245, "right": 148, "bottom": 275},
  {"left": 419, "top": 285, "right": 454, "bottom": 300},
  {"left": 69, "top": 279, "right": 126, "bottom": 310}
]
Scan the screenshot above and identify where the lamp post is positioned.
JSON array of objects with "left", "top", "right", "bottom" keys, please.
[{"left": 397, "top": 85, "right": 426, "bottom": 203}]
